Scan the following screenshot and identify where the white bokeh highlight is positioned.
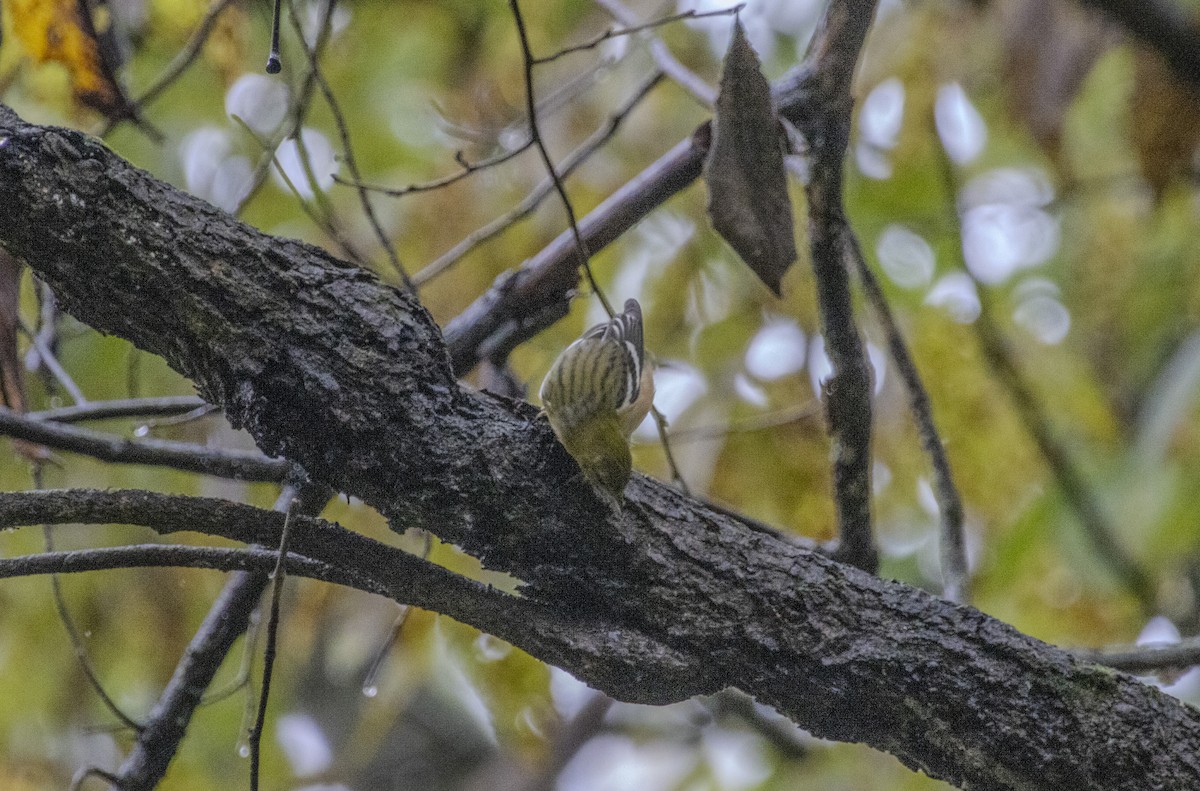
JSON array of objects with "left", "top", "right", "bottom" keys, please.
[
  {"left": 225, "top": 74, "right": 288, "bottom": 137},
  {"left": 273, "top": 128, "right": 339, "bottom": 199},
  {"left": 876, "top": 225, "right": 935, "bottom": 289},
  {"left": 925, "top": 273, "right": 981, "bottom": 323},
  {"left": 935, "top": 83, "right": 987, "bottom": 165},
  {"left": 276, "top": 713, "right": 333, "bottom": 777},
  {"left": 745, "top": 320, "right": 807, "bottom": 380}
]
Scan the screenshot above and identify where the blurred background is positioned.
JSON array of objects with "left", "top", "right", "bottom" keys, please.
[{"left": 3, "top": 0, "right": 1200, "bottom": 788}]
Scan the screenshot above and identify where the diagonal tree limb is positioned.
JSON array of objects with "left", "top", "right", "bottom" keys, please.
[{"left": 3, "top": 103, "right": 1200, "bottom": 789}]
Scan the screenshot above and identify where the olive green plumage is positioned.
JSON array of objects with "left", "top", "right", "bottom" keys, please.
[{"left": 540, "top": 299, "right": 655, "bottom": 506}]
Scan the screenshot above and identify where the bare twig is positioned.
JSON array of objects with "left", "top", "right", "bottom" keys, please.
[
  {"left": 232, "top": 1, "right": 337, "bottom": 217},
  {"left": 595, "top": 0, "right": 717, "bottom": 107},
  {"left": 336, "top": 141, "right": 534, "bottom": 198},
  {"left": 19, "top": 316, "right": 87, "bottom": 404},
  {"left": 34, "top": 465, "right": 143, "bottom": 734},
  {"left": 414, "top": 71, "right": 663, "bottom": 286},
  {"left": 247, "top": 498, "right": 295, "bottom": 791},
  {"left": 535, "top": 6, "right": 744, "bottom": 65},
  {"left": 69, "top": 766, "right": 123, "bottom": 791},
  {"left": 633, "top": 401, "right": 820, "bottom": 444},
  {"left": 707, "top": 689, "right": 809, "bottom": 760},
  {"left": 508, "top": 0, "right": 613, "bottom": 316},
  {"left": 286, "top": 0, "right": 413, "bottom": 290},
  {"left": 26, "top": 396, "right": 209, "bottom": 424},
  {"left": 842, "top": 230, "right": 969, "bottom": 602},
  {"left": 0, "top": 407, "right": 290, "bottom": 481},
  {"left": 100, "top": 0, "right": 239, "bottom": 137},
  {"left": 1076, "top": 637, "right": 1200, "bottom": 673}
]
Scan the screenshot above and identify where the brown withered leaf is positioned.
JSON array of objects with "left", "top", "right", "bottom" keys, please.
[
  {"left": 8, "top": 0, "right": 135, "bottom": 119},
  {"left": 1131, "top": 49, "right": 1200, "bottom": 198},
  {"left": 1001, "top": 0, "right": 1115, "bottom": 172},
  {"left": 704, "top": 21, "right": 796, "bottom": 296}
]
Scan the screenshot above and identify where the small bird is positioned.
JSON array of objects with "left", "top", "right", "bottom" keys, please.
[{"left": 539, "top": 298, "right": 655, "bottom": 507}]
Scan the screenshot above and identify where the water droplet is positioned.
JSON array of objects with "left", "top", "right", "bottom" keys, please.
[
  {"left": 83, "top": 630, "right": 92, "bottom": 638},
  {"left": 237, "top": 743, "right": 250, "bottom": 758},
  {"left": 134, "top": 425, "right": 150, "bottom": 437},
  {"left": 362, "top": 685, "right": 378, "bottom": 699}
]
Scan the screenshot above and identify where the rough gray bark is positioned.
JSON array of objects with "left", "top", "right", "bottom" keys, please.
[{"left": 2, "top": 106, "right": 1200, "bottom": 790}]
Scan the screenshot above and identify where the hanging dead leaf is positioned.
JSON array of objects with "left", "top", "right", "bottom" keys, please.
[
  {"left": 1131, "top": 48, "right": 1200, "bottom": 198},
  {"left": 8, "top": 0, "right": 135, "bottom": 119},
  {"left": 704, "top": 21, "right": 796, "bottom": 297}
]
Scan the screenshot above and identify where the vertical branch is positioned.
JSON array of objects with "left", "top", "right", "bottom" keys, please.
[
  {"left": 780, "top": 0, "right": 881, "bottom": 572},
  {"left": 247, "top": 497, "right": 296, "bottom": 791},
  {"left": 843, "top": 233, "right": 969, "bottom": 601}
]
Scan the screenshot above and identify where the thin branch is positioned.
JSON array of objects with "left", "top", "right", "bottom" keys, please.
[
  {"left": 633, "top": 401, "right": 820, "bottom": 444},
  {"left": 248, "top": 499, "right": 295, "bottom": 791},
  {"left": 69, "top": 766, "right": 123, "bottom": 791},
  {"left": 535, "top": 6, "right": 744, "bottom": 65},
  {"left": 0, "top": 407, "right": 290, "bottom": 482},
  {"left": 99, "top": 0, "right": 239, "bottom": 137},
  {"left": 707, "top": 689, "right": 809, "bottom": 760},
  {"left": 19, "top": 316, "right": 87, "bottom": 404},
  {"left": 26, "top": 396, "right": 209, "bottom": 424},
  {"left": 232, "top": 0, "right": 337, "bottom": 217},
  {"left": 0, "top": 544, "right": 349, "bottom": 588},
  {"left": 35, "top": 463, "right": 143, "bottom": 733},
  {"left": 43, "top": 533, "right": 145, "bottom": 730},
  {"left": 233, "top": 114, "right": 369, "bottom": 268},
  {"left": 595, "top": 0, "right": 717, "bottom": 107},
  {"left": 336, "top": 141, "right": 534, "bottom": 198},
  {"left": 285, "top": 0, "right": 414, "bottom": 291},
  {"left": 414, "top": 71, "right": 663, "bottom": 287},
  {"left": 1077, "top": 637, "right": 1200, "bottom": 673},
  {"left": 841, "top": 230, "right": 969, "bottom": 602},
  {"left": 508, "top": 0, "right": 614, "bottom": 317}
]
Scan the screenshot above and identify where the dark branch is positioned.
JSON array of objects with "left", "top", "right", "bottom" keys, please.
[
  {"left": 26, "top": 396, "right": 209, "bottom": 423},
  {"left": 777, "top": 0, "right": 879, "bottom": 572},
  {"left": 0, "top": 407, "right": 289, "bottom": 482}
]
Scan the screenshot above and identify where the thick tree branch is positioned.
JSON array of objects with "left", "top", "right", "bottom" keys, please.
[{"left": 3, "top": 105, "right": 1200, "bottom": 788}]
